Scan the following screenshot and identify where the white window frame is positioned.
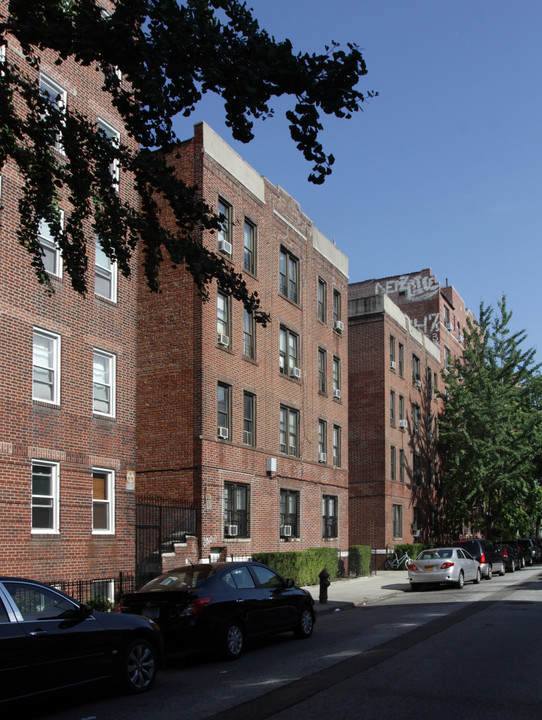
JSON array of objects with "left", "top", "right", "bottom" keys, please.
[
  {"left": 31, "top": 461, "right": 59, "bottom": 534},
  {"left": 38, "top": 210, "right": 64, "bottom": 278},
  {"left": 95, "top": 236, "right": 117, "bottom": 302},
  {"left": 92, "top": 467, "right": 115, "bottom": 535},
  {"left": 93, "top": 349, "right": 116, "bottom": 417},
  {"left": 39, "top": 72, "right": 67, "bottom": 153},
  {"left": 33, "top": 328, "right": 61, "bottom": 405},
  {"left": 217, "top": 291, "right": 230, "bottom": 345},
  {"left": 97, "top": 117, "right": 120, "bottom": 189}
]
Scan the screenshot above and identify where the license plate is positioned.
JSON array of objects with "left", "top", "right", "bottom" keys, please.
[
  {"left": 424, "top": 566, "right": 434, "bottom": 572},
  {"left": 143, "top": 607, "right": 160, "bottom": 620}
]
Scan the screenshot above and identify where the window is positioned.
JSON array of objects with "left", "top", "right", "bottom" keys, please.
[
  {"left": 243, "top": 220, "right": 255, "bottom": 273},
  {"left": 32, "top": 462, "right": 59, "bottom": 533},
  {"left": 317, "top": 278, "right": 327, "bottom": 322},
  {"left": 279, "top": 247, "right": 299, "bottom": 303},
  {"left": 332, "top": 356, "right": 341, "bottom": 398},
  {"left": 390, "top": 390, "right": 396, "bottom": 424},
  {"left": 445, "top": 346, "right": 452, "bottom": 369},
  {"left": 412, "top": 354, "right": 421, "bottom": 385},
  {"left": 426, "top": 367, "right": 432, "bottom": 395},
  {"left": 224, "top": 482, "right": 250, "bottom": 538},
  {"left": 93, "top": 349, "right": 115, "bottom": 416},
  {"left": 33, "top": 329, "right": 60, "bottom": 404},
  {"left": 413, "top": 506, "right": 421, "bottom": 534},
  {"left": 92, "top": 468, "right": 114, "bottom": 533},
  {"left": 322, "top": 495, "right": 338, "bottom": 538},
  {"left": 38, "top": 212, "right": 63, "bottom": 277},
  {"left": 392, "top": 504, "right": 403, "bottom": 539},
  {"left": 399, "top": 395, "right": 405, "bottom": 422},
  {"left": 399, "top": 450, "right": 406, "bottom": 483},
  {"left": 332, "top": 289, "right": 342, "bottom": 328},
  {"left": 279, "top": 326, "right": 300, "bottom": 378},
  {"left": 444, "top": 305, "right": 451, "bottom": 327},
  {"left": 243, "top": 309, "right": 255, "bottom": 359},
  {"left": 217, "top": 383, "right": 231, "bottom": 439},
  {"left": 412, "top": 404, "right": 421, "bottom": 435},
  {"left": 39, "top": 73, "right": 66, "bottom": 152},
  {"left": 243, "top": 392, "right": 255, "bottom": 446},
  {"left": 318, "top": 348, "right": 327, "bottom": 393},
  {"left": 217, "top": 292, "right": 230, "bottom": 346},
  {"left": 390, "top": 446, "right": 396, "bottom": 480},
  {"left": 5, "top": 582, "right": 75, "bottom": 621},
  {"left": 434, "top": 372, "right": 438, "bottom": 397},
  {"left": 97, "top": 118, "right": 120, "bottom": 188},
  {"left": 398, "top": 343, "right": 404, "bottom": 377},
  {"left": 389, "top": 335, "right": 396, "bottom": 367},
  {"left": 279, "top": 405, "right": 299, "bottom": 456},
  {"left": 318, "top": 419, "right": 327, "bottom": 461},
  {"left": 218, "top": 198, "right": 232, "bottom": 252},
  {"left": 333, "top": 425, "right": 341, "bottom": 467},
  {"left": 280, "top": 489, "right": 299, "bottom": 538},
  {"left": 413, "top": 453, "right": 422, "bottom": 486},
  {"left": 95, "top": 237, "right": 117, "bottom": 301}
]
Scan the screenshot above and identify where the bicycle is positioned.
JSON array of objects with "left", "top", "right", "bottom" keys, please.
[{"left": 384, "top": 551, "right": 411, "bottom": 570}]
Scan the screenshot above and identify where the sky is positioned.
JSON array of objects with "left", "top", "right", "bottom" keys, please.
[{"left": 173, "top": 0, "right": 542, "bottom": 364}]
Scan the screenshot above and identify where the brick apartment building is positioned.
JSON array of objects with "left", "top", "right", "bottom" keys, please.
[
  {"left": 348, "top": 270, "right": 471, "bottom": 551},
  {"left": 136, "top": 122, "right": 349, "bottom": 570},
  {"left": 0, "top": 4, "right": 140, "bottom": 584}
]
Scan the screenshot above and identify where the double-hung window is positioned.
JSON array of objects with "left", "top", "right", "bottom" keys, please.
[
  {"left": 217, "top": 383, "right": 231, "bottom": 440},
  {"left": 38, "top": 212, "right": 63, "bottom": 278},
  {"left": 317, "top": 278, "right": 327, "bottom": 322},
  {"left": 218, "top": 198, "right": 232, "bottom": 254},
  {"left": 217, "top": 292, "right": 230, "bottom": 347},
  {"left": 243, "top": 392, "right": 255, "bottom": 446},
  {"left": 412, "top": 404, "right": 422, "bottom": 436},
  {"left": 322, "top": 495, "right": 338, "bottom": 539},
  {"left": 332, "top": 356, "right": 341, "bottom": 399},
  {"left": 389, "top": 335, "right": 396, "bottom": 368},
  {"left": 318, "top": 419, "right": 327, "bottom": 462},
  {"left": 318, "top": 348, "right": 327, "bottom": 393},
  {"left": 93, "top": 349, "right": 115, "bottom": 417},
  {"left": 392, "top": 504, "right": 403, "bottom": 539},
  {"left": 390, "top": 445, "right": 396, "bottom": 480},
  {"left": 279, "top": 247, "right": 298, "bottom": 303},
  {"left": 412, "top": 354, "right": 421, "bottom": 385},
  {"left": 33, "top": 329, "right": 60, "bottom": 405},
  {"left": 390, "top": 390, "right": 396, "bottom": 424},
  {"left": 399, "top": 395, "right": 405, "bottom": 423},
  {"left": 97, "top": 118, "right": 120, "bottom": 189},
  {"left": 224, "top": 482, "right": 250, "bottom": 538},
  {"left": 243, "top": 309, "right": 255, "bottom": 359},
  {"left": 31, "top": 461, "right": 59, "bottom": 533},
  {"left": 279, "top": 326, "right": 300, "bottom": 378},
  {"left": 243, "top": 220, "right": 255, "bottom": 273},
  {"left": 280, "top": 489, "right": 299, "bottom": 538},
  {"left": 333, "top": 290, "right": 342, "bottom": 330},
  {"left": 399, "top": 449, "right": 406, "bottom": 483},
  {"left": 92, "top": 468, "right": 114, "bottom": 533},
  {"left": 95, "top": 237, "right": 117, "bottom": 301},
  {"left": 333, "top": 425, "right": 342, "bottom": 467},
  {"left": 279, "top": 405, "right": 299, "bottom": 457},
  {"left": 39, "top": 73, "right": 66, "bottom": 152},
  {"left": 398, "top": 343, "right": 404, "bottom": 377}
]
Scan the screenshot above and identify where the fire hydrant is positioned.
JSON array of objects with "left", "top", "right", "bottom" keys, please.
[{"left": 319, "top": 568, "right": 330, "bottom": 604}]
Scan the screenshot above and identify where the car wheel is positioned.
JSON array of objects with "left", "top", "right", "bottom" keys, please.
[
  {"left": 486, "top": 565, "right": 492, "bottom": 580},
  {"left": 121, "top": 637, "right": 158, "bottom": 694},
  {"left": 520, "top": 557, "right": 525, "bottom": 568},
  {"left": 499, "top": 564, "right": 506, "bottom": 576},
  {"left": 456, "top": 571, "right": 464, "bottom": 589},
  {"left": 509, "top": 559, "right": 515, "bottom": 573},
  {"left": 474, "top": 568, "right": 481, "bottom": 584},
  {"left": 294, "top": 606, "right": 314, "bottom": 639},
  {"left": 221, "top": 621, "right": 245, "bottom": 660}
]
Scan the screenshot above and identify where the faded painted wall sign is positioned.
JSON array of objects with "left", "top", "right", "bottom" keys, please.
[{"left": 375, "top": 273, "right": 439, "bottom": 301}]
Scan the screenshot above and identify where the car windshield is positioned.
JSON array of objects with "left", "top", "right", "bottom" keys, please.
[
  {"left": 417, "top": 549, "right": 453, "bottom": 560},
  {"left": 140, "top": 566, "right": 218, "bottom": 592}
]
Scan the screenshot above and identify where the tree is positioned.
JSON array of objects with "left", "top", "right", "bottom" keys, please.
[
  {"left": 438, "top": 296, "right": 541, "bottom": 540},
  {"left": 0, "top": 0, "right": 376, "bottom": 321}
]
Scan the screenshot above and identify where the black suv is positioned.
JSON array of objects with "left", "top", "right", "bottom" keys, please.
[{"left": 455, "top": 539, "right": 506, "bottom": 578}]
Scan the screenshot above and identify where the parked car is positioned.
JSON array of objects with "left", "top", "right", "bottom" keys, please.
[
  {"left": 408, "top": 547, "right": 481, "bottom": 590},
  {"left": 516, "top": 539, "right": 541, "bottom": 565},
  {"left": 0, "top": 577, "right": 163, "bottom": 703},
  {"left": 503, "top": 540, "right": 528, "bottom": 567},
  {"left": 494, "top": 542, "right": 521, "bottom": 572},
  {"left": 118, "top": 561, "right": 315, "bottom": 659},
  {"left": 455, "top": 539, "right": 506, "bottom": 578}
]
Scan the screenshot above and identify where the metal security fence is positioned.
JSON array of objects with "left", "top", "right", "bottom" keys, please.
[{"left": 49, "top": 572, "right": 139, "bottom": 605}]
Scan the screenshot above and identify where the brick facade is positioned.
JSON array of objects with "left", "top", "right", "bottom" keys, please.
[{"left": 136, "top": 123, "right": 350, "bottom": 564}]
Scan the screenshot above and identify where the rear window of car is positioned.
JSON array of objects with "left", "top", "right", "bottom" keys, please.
[
  {"left": 141, "top": 566, "right": 218, "bottom": 591},
  {"left": 458, "top": 541, "right": 479, "bottom": 554}
]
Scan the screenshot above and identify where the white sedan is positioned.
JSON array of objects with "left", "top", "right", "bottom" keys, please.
[{"left": 408, "top": 547, "right": 481, "bottom": 590}]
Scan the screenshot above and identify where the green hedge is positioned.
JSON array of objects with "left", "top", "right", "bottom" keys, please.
[
  {"left": 252, "top": 547, "right": 339, "bottom": 586},
  {"left": 348, "top": 545, "right": 372, "bottom": 576}
]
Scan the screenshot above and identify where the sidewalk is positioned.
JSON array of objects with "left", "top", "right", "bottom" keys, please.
[{"left": 302, "top": 570, "right": 409, "bottom": 615}]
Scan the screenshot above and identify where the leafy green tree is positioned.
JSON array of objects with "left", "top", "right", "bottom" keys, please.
[
  {"left": 438, "top": 296, "right": 541, "bottom": 540},
  {"left": 0, "top": 0, "right": 375, "bottom": 320}
]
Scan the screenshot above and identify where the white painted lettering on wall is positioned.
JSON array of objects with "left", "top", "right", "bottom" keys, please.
[
  {"left": 375, "top": 273, "right": 439, "bottom": 301},
  {"left": 412, "top": 313, "right": 440, "bottom": 338}
]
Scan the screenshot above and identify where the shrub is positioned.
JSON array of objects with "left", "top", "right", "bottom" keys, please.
[
  {"left": 252, "top": 547, "right": 339, "bottom": 586},
  {"left": 348, "top": 545, "right": 372, "bottom": 576},
  {"left": 86, "top": 595, "right": 115, "bottom": 613}
]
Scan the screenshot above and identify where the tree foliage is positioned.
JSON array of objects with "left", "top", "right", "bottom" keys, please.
[
  {"left": 0, "top": 0, "right": 375, "bottom": 319},
  {"left": 438, "top": 296, "right": 542, "bottom": 540}
]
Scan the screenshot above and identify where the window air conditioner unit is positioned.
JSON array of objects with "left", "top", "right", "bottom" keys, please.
[
  {"left": 399, "top": 419, "right": 408, "bottom": 429},
  {"left": 333, "top": 320, "right": 344, "bottom": 333},
  {"left": 415, "top": 380, "right": 422, "bottom": 389},
  {"left": 333, "top": 389, "right": 342, "bottom": 399},
  {"left": 319, "top": 452, "right": 327, "bottom": 463},
  {"left": 412, "top": 529, "right": 421, "bottom": 538},
  {"left": 217, "top": 334, "right": 229, "bottom": 347},
  {"left": 218, "top": 238, "right": 232, "bottom": 255},
  {"left": 445, "top": 322, "right": 453, "bottom": 331},
  {"left": 291, "top": 366, "right": 301, "bottom": 379},
  {"left": 217, "top": 426, "right": 229, "bottom": 440},
  {"left": 226, "top": 524, "right": 238, "bottom": 536},
  {"left": 390, "top": 361, "right": 396, "bottom": 370},
  {"left": 282, "top": 525, "right": 292, "bottom": 537},
  {"left": 458, "top": 335, "right": 464, "bottom": 343}
]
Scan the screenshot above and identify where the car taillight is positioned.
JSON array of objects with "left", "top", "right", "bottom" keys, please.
[
  {"left": 441, "top": 562, "right": 455, "bottom": 569},
  {"left": 409, "top": 564, "right": 419, "bottom": 572},
  {"left": 480, "top": 553, "right": 486, "bottom": 564},
  {"left": 180, "top": 596, "right": 212, "bottom": 617},
  {"left": 503, "top": 548, "right": 508, "bottom": 557}
]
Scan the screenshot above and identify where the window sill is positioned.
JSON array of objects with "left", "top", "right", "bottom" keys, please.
[
  {"left": 224, "top": 537, "right": 251, "bottom": 542},
  {"left": 95, "top": 293, "right": 118, "bottom": 307},
  {"left": 33, "top": 399, "right": 60, "bottom": 409},
  {"left": 93, "top": 413, "right": 116, "bottom": 422}
]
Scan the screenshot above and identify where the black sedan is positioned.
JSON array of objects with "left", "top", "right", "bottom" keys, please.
[
  {"left": 118, "top": 561, "right": 315, "bottom": 659},
  {"left": 0, "top": 577, "right": 163, "bottom": 703}
]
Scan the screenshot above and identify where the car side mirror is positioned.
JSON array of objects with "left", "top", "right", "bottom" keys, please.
[{"left": 286, "top": 578, "right": 295, "bottom": 588}]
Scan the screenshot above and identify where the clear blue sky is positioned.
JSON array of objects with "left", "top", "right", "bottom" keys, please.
[{"left": 174, "top": 0, "right": 542, "bottom": 364}]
